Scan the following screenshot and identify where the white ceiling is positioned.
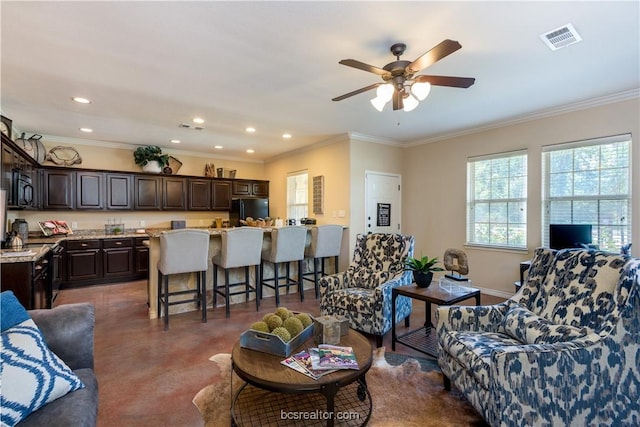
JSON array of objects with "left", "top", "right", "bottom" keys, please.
[{"left": 1, "top": 1, "right": 638, "bottom": 162}]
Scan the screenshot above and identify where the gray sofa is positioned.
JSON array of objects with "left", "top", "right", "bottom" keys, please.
[{"left": 18, "top": 303, "right": 99, "bottom": 427}]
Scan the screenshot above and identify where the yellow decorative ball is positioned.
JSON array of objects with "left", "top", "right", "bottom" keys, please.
[
  {"left": 283, "top": 317, "right": 304, "bottom": 338},
  {"left": 295, "top": 313, "right": 313, "bottom": 328},
  {"left": 249, "top": 321, "right": 269, "bottom": 333},
  {"left": 265, "top": 314, "right": 283, "bottom": 331},
  {"left": 271, "top": 326, "right": 292, "bottom": 342}
]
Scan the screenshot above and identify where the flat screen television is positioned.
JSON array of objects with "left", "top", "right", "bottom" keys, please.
[{"left": 549, "top": 224, "right": 593, "bottom": 250}]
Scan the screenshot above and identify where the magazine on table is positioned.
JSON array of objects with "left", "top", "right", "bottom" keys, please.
[
  {"left": 281, "top": 351, "right": 337, "bottom": 380},
  {"left": 293, "top": 349, "right": 338, "bottom": 376},
  {"left": 317, "top": 344, "right": 359, "bottom": 370}
]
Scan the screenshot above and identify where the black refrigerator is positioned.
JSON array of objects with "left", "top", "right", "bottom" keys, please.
[{"left": 229, "top": 198, "right": 269, "bottom": 226}]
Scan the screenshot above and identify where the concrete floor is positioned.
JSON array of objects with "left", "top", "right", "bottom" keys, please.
[{"left": 55, "top": 280, "right": 504, "bottom": 427}]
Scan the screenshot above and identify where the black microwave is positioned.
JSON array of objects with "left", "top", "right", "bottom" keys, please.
[{"left": 12, "top": 170, "right": 35, "bottom": 208}]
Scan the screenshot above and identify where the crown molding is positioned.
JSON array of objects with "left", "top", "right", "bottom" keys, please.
[{"left": 407, "top": 89, "right": 640, "bottom": 147}]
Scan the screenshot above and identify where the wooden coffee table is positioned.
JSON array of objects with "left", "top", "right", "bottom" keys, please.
[
  {"left": 391, "top": 282, "right": 480, "bottom": 357},
  {"left": 231, "top": 329, "right": 373, "bottom": 427}
]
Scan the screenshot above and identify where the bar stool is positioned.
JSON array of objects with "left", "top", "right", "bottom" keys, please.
[
  {"left": 260, "top": 226, "right": 307, "bottom": 307},
  {"left": 302, "top": 225, "right": 343, "bottom": 298},
  {"left": 211, "top": 227, "right": 264, "bottom": 318},
  {"left": 157, "top": 229, "right": 210, "bottom": 331}
]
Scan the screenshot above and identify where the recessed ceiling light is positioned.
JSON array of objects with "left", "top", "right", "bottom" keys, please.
[
  {"left": 246, "top": 149, "right": 255, "bottom": 154},
  {"left": 72, "top": 97, "right": 91, "bottom": 104},
  {"left": 214, "top": 145, "right": 223, "bottom": 149},
  {"left": 79, "top": 127, "right": 93, "bottom": 133},
  {"left": 245, "top": 127, "right": 256, "bottom": 133},
  {"left": 193, "top": 117, "right": 205, "bottom": 124},
  {"left": 170, "top": 139, "right": 181, "bottom": 144},
  {"left": 282, "top": 133, "right": 292, "bottom": 139}
]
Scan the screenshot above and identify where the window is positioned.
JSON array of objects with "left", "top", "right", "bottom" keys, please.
[
  {"left": 467, "top": 150, "right": 528, "bottom": 249},
  {"left": 287, "top": 170, "right": 308, "bottom": 221},
  {"left": 542, "top": 134, "right": 631, "bottom": 252}
]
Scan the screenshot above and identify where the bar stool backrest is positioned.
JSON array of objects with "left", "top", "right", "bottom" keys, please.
[
  {"left": 306, "top": 225, "right": 343, "bottom": 258},
  {"left": 218, "top": 227, "right": 264, "bottom": 268},
  {"left": 158, "top": 229, "right": 210, "bottom": 275},
  {"left": 263, "top": 226, "right": 307, "bottom": 263}
]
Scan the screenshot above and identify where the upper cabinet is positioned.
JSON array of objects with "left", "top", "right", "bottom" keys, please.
[
  {"left": 42, "top": 169, "right": 74, "bottom": 210},
  {"left": 162, "top": 176, "right": 187, "bottom": 210},
  {"left": 2, "top": 134, "right": 40, "bottom": 209},
  {"left": 76, "top": 171, "right": 104, "bottom": 209},
  {"left": 232, "top": 180, "right": 269, "bottom": 197},
  {"left": 134, "top": 175, "right": 161, "bottom": 210},
  {"left": 106, "top": 173, "right": 132, "bottom": 210},
  {"left": 188, "top": 179, "right": 231, "bottom": 211}
]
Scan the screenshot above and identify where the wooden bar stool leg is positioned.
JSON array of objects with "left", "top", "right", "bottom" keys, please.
[
  {"left": 224, "top": 269, "right": 230, "bottom": 318},
  {"left": 163, "top": 275, "right": 169, "bottom": 331},
  {"left": 157, "top": 271, "right": 162, "bottom": 318},
  {"left": 274, "top": 262, "right": 280, "bottom": 307},
  {"left": 244, "top": 266, "right": 250, "bottom": 302},
  {"left": 213, "top": 265, "right": 218, "bottom": 306},
  {"left": 254, "top": 265, "right": 260, "bottom": 312},
  {"left": 298, "top": 260, "right": 304, "bottom": 302},
  {"left": 314, "top": 258, "right": 320, "bottom": 299},
  {"left": 201, "top": 271, "right": 207, "bottom": 323}
]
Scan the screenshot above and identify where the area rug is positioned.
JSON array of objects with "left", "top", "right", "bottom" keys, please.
[{"left": 192, "top": 348, "right": 487, "bottom": 426}]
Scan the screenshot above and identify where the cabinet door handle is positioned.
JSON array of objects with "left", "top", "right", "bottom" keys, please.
[
  {"left": 115, "top": 241, "right": 122, "bottom": 245},
  {"left": 81, "top": 243, "right": 88, "bottom": 247}
]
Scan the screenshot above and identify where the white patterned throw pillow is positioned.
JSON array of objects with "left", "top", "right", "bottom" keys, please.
[{"left": 1, "top": 292, "right": 84, "bottom": 427}]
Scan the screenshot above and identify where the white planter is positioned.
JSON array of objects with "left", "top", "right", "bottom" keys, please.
[{"left": 142, "top": 160, "right": 162, "bottom": 173}]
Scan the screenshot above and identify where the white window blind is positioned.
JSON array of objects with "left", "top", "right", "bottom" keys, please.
[
  {"left": 466, "top": 150, "right": 528, "bottom": 249},
  {"left": 286, "top": 171, "right": 308, "bottom": 221},
  {"left": 542, "top": 134, "right": 631, "bottom": 252}
]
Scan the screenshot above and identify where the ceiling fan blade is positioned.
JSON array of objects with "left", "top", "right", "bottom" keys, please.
[
  {"left": 392, "top": 90, "right": 403, "bottom": 111},
  {"left": 414, "top": 75, "right": 475, "bottom": 88},
  {"left": 332, "top": 83, "right": 381, "bottom": 102},
  {"left": 339, "top": 59, "right": 390, "bottom": 77},
  {"left": 406, "top": 39, "right": 462, "bottom": 74}
]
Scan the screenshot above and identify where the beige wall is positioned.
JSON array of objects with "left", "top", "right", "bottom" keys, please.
[
  {"left": 402, "top": 98, "right": 640, "bottom": 297},
  {"left": 264, "top": 135, "right": 351, "bottom": 226}
]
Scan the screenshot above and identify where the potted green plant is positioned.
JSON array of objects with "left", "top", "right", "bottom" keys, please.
[
  {"left": 133, "top": 146, "right": 169, "bottom": 173},
  {"left": 404, "top": 255, "right": 444, "bottom": 288}
]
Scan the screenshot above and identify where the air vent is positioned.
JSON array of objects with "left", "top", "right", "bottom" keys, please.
[
  {"left": 540, "top": 23, "right": 582, "bottom": 51},
  {"left": 178, "top": 123, "right": 204, "bottom": 130}
]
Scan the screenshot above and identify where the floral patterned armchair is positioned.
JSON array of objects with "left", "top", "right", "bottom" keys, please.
[
  {"left": 436, "top": 247, "right": 640, "bottom": 426},
  {"left": 319, "top": 233, "right": 415, "bottom": 347}
]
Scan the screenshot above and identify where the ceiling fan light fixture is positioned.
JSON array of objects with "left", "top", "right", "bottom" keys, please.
[
  {"left": 403, "top": 94, "right": 419, "bottom": 112},
  {"left": 376, "top": 84, "right": 394, "bottom": 102},
  {"left": 370, "top": 96, "right": 388, "bottom": 112},
  {"left": 411, "top": 81, "right": 431, "bottom": 101}
]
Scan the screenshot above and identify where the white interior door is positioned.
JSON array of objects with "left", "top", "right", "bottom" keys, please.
[{"left": 365, "top": 171, "right": 401, "bottom": 234}]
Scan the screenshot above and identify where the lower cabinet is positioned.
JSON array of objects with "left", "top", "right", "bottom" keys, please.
[
  {"left": 1, "top": 255, "right": 52, "bottom": 310},
  {"left": 63, "top": 237, "right": 148, "bottom": 287}
]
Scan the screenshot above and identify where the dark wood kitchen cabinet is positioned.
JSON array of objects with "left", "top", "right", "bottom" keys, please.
[
  {"left": 232, "top": 180, "right": 269, "bottom": 197},
  {"left": 65, "top": 239, "right": 101, "bottom": 284},
  {"left": 1, "top": 255, "right": 52, "bottom": 309},
  {"left": 212, "top": 180, "right": 232, "bottom": 210},
  {"left": 134, "top": 237, "right": 149, "bottom": 275},
  {"left": 188, "top": 179, "right": 231, "bottom": 210},
  {"left": 134, "top": 175, "right": 161, "bottom": 210},
  {"left": 42, "top": 169, "right": 74, "bottom": 209},
  {"left": 162, "top": 176, "right": 187, "bottom": 210},
  {"left": 76, "top": 171, "right": 104, "bottom": 209},
  {"left": 2, "top": 134, "right": 40, "bottom": 209},
  {"left": 106, "top": 173, "right": 132, "bottom": 210},
  {"left": 102, "top": 238, "right": 134, "bottom": 278}
]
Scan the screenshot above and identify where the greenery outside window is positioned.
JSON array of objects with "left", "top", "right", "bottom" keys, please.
[
  {"left": 467, "top": 150, "right": 528, "bottom": 249},
  {"left": 542, "top": 134, "right": 631, "bottom": 252},
  {"left": 287, "top": 170, "right": 308, "bottom": 221}
]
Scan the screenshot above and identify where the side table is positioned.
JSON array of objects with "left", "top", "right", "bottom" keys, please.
[{"left": 391, "top": 282, "right": 480, "bottom": 357}]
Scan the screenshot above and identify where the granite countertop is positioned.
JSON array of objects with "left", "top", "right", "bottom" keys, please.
[{"left": 1, "top": 230, "right": 151, "bottom": 263}]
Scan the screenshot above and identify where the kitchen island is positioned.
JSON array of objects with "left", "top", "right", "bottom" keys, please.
[{"left": 145, "top": 226, "right": 348, "bottom": 319}]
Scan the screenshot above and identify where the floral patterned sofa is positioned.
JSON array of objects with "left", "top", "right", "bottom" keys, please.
[
  {"left": 436, "top": 247, "right": 640, "bottom": 426},
  {"left": 319, "top": 233, "right": 415, "bottom": 347}
]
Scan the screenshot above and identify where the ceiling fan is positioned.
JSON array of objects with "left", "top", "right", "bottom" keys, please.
[{"left": 332, "top": 40, "right": 475, "bottom": 111}]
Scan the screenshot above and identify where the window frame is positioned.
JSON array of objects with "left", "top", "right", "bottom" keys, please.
[
  {"left": 541, "top": 134, "right": 632, "bottom": 252},
  {"left": 286, "top": 170, "right": 309, "bottom": 221},
  {"left": 466, "top": 149, "right": 528, "bottom": 250}
]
